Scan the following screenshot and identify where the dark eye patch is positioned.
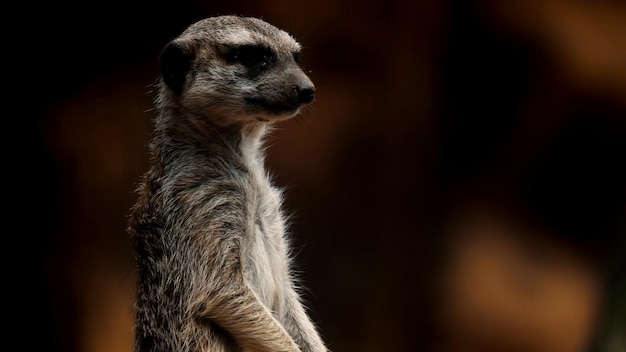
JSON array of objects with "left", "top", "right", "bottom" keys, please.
[
  {"left": 226, "top": 45, "right": 275, "bottom": 70},
  {"left": 292, "top": 51, "right": 301, "bottom": 64}
]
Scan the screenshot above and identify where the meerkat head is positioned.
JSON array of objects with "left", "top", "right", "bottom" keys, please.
[{"left": 158, "top": 15, "right": 315, "bottom": 126}]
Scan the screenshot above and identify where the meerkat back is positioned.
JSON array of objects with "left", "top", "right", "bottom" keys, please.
[{"left": 127, "top": 15, "right": 327, "bottom": 352}]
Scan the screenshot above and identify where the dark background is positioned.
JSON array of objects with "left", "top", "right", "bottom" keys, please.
[{"left": 9, "top": 1, "right": 625, "bottom": 351}]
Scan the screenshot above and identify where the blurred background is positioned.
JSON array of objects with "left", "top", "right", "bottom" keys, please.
[{"left": 9, "top": 0, "right": 625, "bottom": 351}]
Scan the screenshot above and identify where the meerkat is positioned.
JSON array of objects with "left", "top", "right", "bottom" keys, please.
[{"left": 127, "top": 15, "right": 327, "bottom": 352}]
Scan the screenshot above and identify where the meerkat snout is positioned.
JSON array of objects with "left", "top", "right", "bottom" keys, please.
[
  {"left": 241, "top": 61, "right": 315, "bottom": 119},
  {"left": 284, "top": 71, "right": 315, "bottom": 108},
  {"left": 293, "top": 77, "right": 315, "bottom": 104}
]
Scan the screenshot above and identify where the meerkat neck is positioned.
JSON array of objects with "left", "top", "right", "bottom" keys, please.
[
  {"left": 240, "top": 122, "right": 272, "bottom": 182},
  {"left": 153, "top": 107, "right": 272, "bottom": 177}
]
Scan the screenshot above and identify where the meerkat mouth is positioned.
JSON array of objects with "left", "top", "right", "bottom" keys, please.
[{"left": 245, "top": 96, "right": 302, "bottom": 116}]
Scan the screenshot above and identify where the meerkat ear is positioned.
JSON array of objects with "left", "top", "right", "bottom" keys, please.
[{"left": 159, "top": 39, "right": 195, "bottom": 95}]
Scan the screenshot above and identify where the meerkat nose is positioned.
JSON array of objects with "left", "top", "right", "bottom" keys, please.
[{"left": 295, "top": 85, "right": 315, "bottom": 104}]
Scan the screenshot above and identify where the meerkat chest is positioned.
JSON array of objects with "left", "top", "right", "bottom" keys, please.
[
  {"left": 240, "top": 133, "right": 290, "bottom": 312},
  {"left": 243, "top": 180, "right": 290, "bottom": 313}
]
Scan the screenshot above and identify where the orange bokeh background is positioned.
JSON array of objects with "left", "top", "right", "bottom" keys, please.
[{"left": 12, "top": 1, "right": 625, "bottom": 352}]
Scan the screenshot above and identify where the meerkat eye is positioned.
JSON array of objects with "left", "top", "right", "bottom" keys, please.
[
  {"left": 227, "top": 45, "right": 274, "bottom": 69},
  {"left": 292, "top": 51, "right": 301, "bottom": 64}
]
